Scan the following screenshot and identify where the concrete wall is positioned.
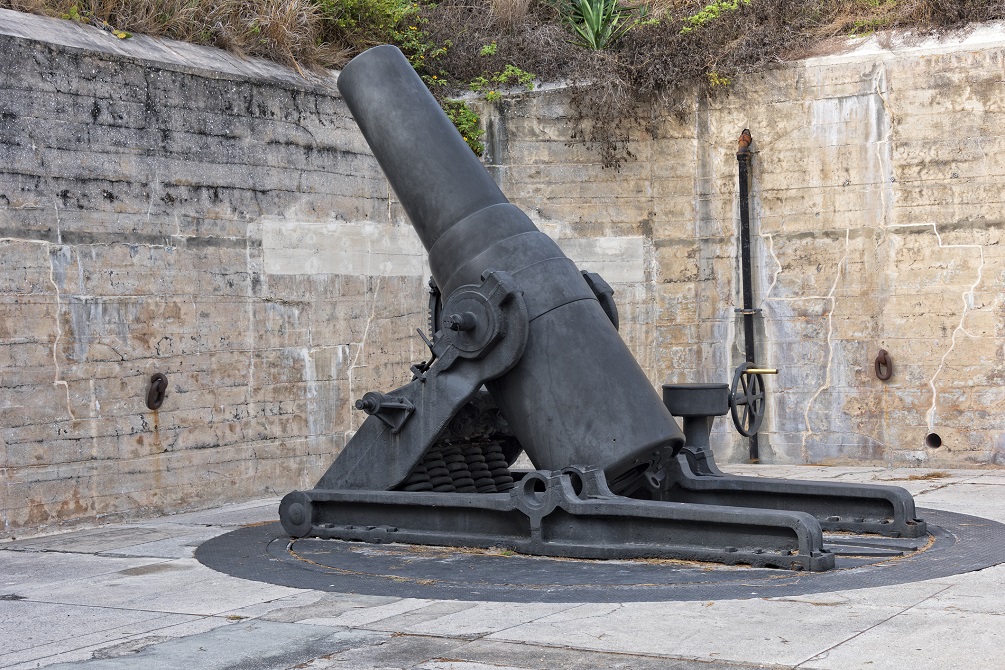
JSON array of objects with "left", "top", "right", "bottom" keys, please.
[
  {"left": 479, "top": 26, "right": 1005, "bottom": 469},
  {"left": 3, "top": 10, "right": 1004, "bottom": 536},
  {"left": 0, "top": 10, "right": 429, "bottom": 536}
]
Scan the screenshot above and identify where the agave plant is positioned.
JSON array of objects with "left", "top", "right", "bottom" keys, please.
[{"left": 553, "top": 0, "right": 640, "bottom": 50}]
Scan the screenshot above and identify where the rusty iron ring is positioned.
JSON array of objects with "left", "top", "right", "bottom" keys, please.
[
  {"left": 875, "top": 349, "right": 893, "bottom": 381},
  {"left": 146, "top": 373, "right": 168, "bottom": 410}
]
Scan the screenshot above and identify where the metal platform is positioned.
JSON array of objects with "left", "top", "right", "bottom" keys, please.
[{"left": 197, "top": 508, "right": 1005, "bottom": 603}]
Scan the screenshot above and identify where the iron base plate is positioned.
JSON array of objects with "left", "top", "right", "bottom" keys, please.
[{"left": 196, "top": 508, "right": 1004, "bottom": 603}]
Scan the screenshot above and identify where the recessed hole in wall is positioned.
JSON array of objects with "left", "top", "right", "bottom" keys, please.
[{"left": 925, "top": 433, "right": 942, "bottom": 448}]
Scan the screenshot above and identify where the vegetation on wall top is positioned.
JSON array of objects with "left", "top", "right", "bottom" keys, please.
[{"left": 5, "top": 0, "right": 1004, "bottom": 165}]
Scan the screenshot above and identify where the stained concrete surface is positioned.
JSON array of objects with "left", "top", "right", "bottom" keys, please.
[{"left": 1, "top": 465, "right": 1003, "bottom": 670}]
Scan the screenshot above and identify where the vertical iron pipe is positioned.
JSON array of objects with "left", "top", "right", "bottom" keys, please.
[{"left": 737, "top": 130, "right": 759, "bottom": 462}]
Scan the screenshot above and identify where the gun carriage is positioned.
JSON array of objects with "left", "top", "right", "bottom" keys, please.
[{"left": 279, "top": 45, "right": 925, "bottom": 572}]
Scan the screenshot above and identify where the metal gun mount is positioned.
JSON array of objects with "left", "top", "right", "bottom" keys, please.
[{"left": 279, "top": 45, "right": 926, "bottom": 572}]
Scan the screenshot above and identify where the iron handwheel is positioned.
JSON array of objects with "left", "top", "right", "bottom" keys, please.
[{"left": 730, "top": 362, "right": 766, "bottom": 437}]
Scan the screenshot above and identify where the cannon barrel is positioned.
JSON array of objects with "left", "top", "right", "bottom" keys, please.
[{"left": 337, "top": 46, "right": 684, "bottom": 487}]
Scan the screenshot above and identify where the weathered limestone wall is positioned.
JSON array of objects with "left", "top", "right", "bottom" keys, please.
[
  {"left": 0, "top": 10, "right": 428, "bottom": 535},
  {"left": 479, "top": 27, "right": 1005, "bottom": 468}
]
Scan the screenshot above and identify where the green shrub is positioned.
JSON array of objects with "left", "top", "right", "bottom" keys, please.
[
  {"left": 551, "top": 0, "right": 639, "bottom": 50},
  {"left": 680, "top": 0, "right": 751, "bottom": 34},
  {"left": 312, "top": 0, "right": 419, "bottom": 55},
  {"left": 469, "top": 64, "right": 536, "bottom": 93},
  {"left": 442, "top": 100, "right": 485, "bottom": 155}
]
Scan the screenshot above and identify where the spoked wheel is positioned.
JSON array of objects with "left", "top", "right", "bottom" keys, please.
[{"left": 730, "top": 362, "right": 766, "bottom": 437}]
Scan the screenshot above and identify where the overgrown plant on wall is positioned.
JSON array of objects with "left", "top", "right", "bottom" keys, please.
[
  {"left": 442, "top": 99, "right": 486, "bottom": 154},
  {"left": 417, "top": 0, "right": 1005, "bottom": 166},
  {"left": 5, "top": 0, "right": 1005, "bottom": 165},
  {"left": 0, "top": 0, "right": 441, "bottom": 70},
  {"left": 551, "top": 0, "right": 641, "bottom": 49}
]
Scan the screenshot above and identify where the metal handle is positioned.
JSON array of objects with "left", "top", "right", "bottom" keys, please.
[
  {"left": 146, "top": 373, "right": 168, "bottom": 410},
  {"left": 729, "top": 363, "right": 768, "bottom": 438},
  {"left": 875, "top": 349, "right": 893, "bottom": 381}
]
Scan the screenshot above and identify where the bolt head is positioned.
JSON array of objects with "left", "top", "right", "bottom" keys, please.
[{"left": 288, "top": 502, "right": 305, "bottom": 526}]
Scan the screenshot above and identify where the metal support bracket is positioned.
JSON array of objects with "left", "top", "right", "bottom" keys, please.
[
  {"left": 661, "top": 451, "right": 927, "bottom": 539},
  {"left": 280, "top": 467, "right": 835, "bottom": 571},
  {"left": 660, "top": 382, "right": 926, "bottom": 539},
  {"left": 311, "top": 270, "right": 528, "bottom": 492},
  {"left": 581, "top": 271, "right": 619, "bottom": 330}
]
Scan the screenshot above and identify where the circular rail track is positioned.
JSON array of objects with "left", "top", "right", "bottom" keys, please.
[{"left": 197, "top": 509, "right": 1005, "bottom": 603}]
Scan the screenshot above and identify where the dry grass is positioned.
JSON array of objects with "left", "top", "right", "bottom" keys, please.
[
  {"left": 0, "top": 0, "right": 365, "bottom": 70},
  {"left": 419, "top": 0, "right": 579, "bottom": 84},
  {"left": 821, "top": 0, "right": 1005, "bottom": 35},
  {"left": 4, "top": 0, "right": 1004, "bottom": 162},
  {"left": 884, "top": 470, "right": 953, "bottom": 481},
  {"left": 421, "top": 0, "right": 1005, "bottom": 166},
  {"left": 906, "top": 470, "right": 952, "bottom": 481},
  {"left": 489, "top": 0, "right": 533, "bottom": 30}
]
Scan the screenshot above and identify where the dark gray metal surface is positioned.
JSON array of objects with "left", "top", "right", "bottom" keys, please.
[
  {"left": 728, "top": 363, "right": 766, "bottom": 438},
  {"left": 198, "top": 508, "right": 1004, "bottom": 603},
  {"left": 310, "top": 270, "right": 528, "bottom": 494},
  {"left": 284, "top": 467, "right": 832, "bottom": 571},
  {"left": 658, "top": 385, "right": 927, "bottom": 539},
  {"left": 277, "top": 44, "right": 929, "bottom": 574},
  {"left": 736, "top": 131, "right": 759, "bottom": 460},
  {"left": 336, "top": 44, "right": 684, "bottom": 484},
  {"left": 662, "top": 456, "right": 925, "bottom": 538}
]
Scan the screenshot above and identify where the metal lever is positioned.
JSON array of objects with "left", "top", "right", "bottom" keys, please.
[{"left": 354, "top": 392, "right": 415, "bottom": 433}]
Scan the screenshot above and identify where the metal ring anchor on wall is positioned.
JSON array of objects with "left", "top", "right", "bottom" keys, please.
[
  {"left": 146, "top": 373, "right": 168, "bottom": 410},
  {"left": 875, "top": 349, "right": 893, "bottom": 381}
]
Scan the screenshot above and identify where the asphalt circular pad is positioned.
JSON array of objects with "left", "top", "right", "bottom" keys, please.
[{"left": 197, "top": 508, "right": 1005, "bottom": 603}]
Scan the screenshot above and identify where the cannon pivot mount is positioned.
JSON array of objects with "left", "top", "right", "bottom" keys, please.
[{"left": 279, "top": 45, "right": 925, "bottom": 572}]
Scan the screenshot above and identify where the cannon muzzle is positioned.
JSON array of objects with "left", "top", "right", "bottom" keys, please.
[{"left": 337, "top": 46, "right": 684, "bottom": 486}]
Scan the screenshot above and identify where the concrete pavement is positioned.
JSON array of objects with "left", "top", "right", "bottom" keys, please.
[{"left": 2, "top": 464, "right": 1004, "bottom": 669}]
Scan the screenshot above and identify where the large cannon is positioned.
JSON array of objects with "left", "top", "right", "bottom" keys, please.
[{"left": 279, "top": 45, "right": 925, "bottom": 571}]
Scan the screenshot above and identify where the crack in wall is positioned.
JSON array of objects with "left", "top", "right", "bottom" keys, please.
[
  {"left": 760, "top": 231, "right": 862, "bottom": 461},
  {"left": 759, "top": 233, "right": 782, "bottom": 308},
  {"left": 347, "top": 276, "right": 382, "bottom": 435},
  {"left": 760, "top": 67, "right": 897, "bottom": 462},
  {"left": 1, "top": 226, "right": 76, "bottom": 421},
  {"left": 798, "top": 229, "right": 850, "bottom": 462},
  {"left": 301, "top": 347, "right": 319, "bottom": 458},
  {"left": 885, "top": 223, "right": 986, "bottom": 433},
  {"left": 50, "top": 201, "right": 73, "bottom": 420},
  {"left": 245, "top": 226, "right": 260, "bottom": 479},
  {"left": 872, "top": 63, "right": 898, "bottom": 462},
  {"left": 756, "top": 232, "right": 784, "bottom": 446},
  {"left": 875, "top": 62, "right": 896, "bottom": 230}
]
